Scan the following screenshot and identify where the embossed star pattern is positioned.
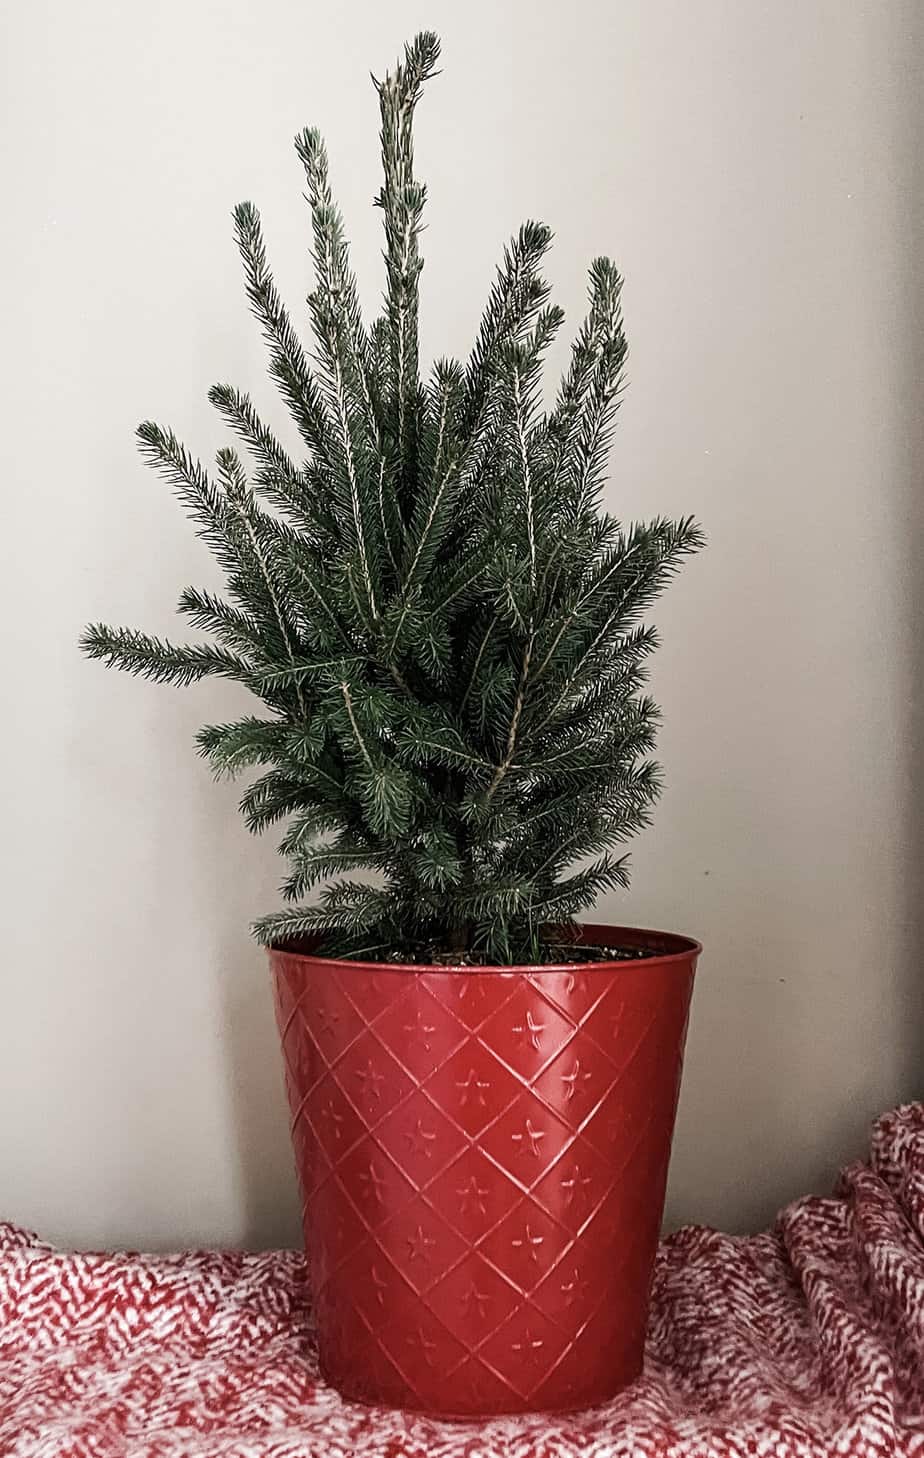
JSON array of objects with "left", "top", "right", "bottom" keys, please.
[
  {"left": 357, "top": 1162, "right": 387, "bottom": 1202},
  {"left": 561, "top": 1163, "right": 593, "bottom": 1205},
  {"left": 511, "top": 1117, "right": 546, "bottom": 1158},
  {"left": 511, "top": 1223, "right": 544, "bottom": 1262},
  {"left": 512, "top": 1009, "right": 546, "bottom": 1050},
  {"left": 456, "top": 1175, "right": 489, "bottom": 1216},
  {"left": 370, "top": 1264, "right": 388, "bottom": 1305},
  {"left": 321, "top": 1098, "right": 344, "bottom": 1139},
  {"left": 402, "top": 1006, "right": 437, "bottom": 1051},
  {"left": 456, "top": 1068, "right": 489, "bottom": 1107},
  {"left": 402, "top": 1118, "right": 437, "bottom": 1158},
  {"left": 406, "top": 1225, "right": 436, "bottom": 1263},
  {"left": 511, "top": 1328, "right": 545, "bottom": 1361},
  {"left": 407, "top": 1326, "right": 438, "bottom": 1365},
  {"left": 462, "top": 1283, "right": 490, "bottom": 1318},
  {"left": 316, "top": 1005, "right": 340, "bottom": 1035},
  {"left": 561, "top": 1058, "right": 593, "bottom": 1100},
  {"left": 560, "top": 1267, "right": 591, "bottom": 1307},
  {"left": 355, "top": 1058, "right": 386, "bottom": 1100}
]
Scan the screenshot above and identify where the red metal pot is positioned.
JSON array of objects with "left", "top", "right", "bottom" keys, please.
[{"left": 269, "top": 923, "right": 699, "bottom": 1417}]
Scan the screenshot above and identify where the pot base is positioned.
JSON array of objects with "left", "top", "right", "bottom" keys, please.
[{"left": 320, "top": 1337, "right": 645, "bottom": 1418}]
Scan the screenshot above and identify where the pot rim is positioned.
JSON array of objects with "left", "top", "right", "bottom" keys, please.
[{"left": 267, "top": 921, "right": 701, "bottom": 976}]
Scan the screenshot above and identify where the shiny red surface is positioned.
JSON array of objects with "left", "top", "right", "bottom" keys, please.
[{"left": 269, "top": 923, "right": 699, "bottom": 1417}]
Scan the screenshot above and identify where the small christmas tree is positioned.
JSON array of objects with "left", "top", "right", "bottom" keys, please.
[{"left": 82, "top": 33, "right": 702, "bottom": 963}]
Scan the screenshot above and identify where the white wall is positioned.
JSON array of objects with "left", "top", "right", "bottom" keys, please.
[{"left": 2, "top": 0, "right": 921, "bottom": 1249}]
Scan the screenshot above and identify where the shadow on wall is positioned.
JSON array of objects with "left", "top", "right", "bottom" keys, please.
[
  {"left": 217, "top": 932, "right": 303, "bottom": 1250},
  {"left": 115, "top": 679, "right": 301, "bottom": 1252},
  {"left": 907, "top": 15, "right": 924, "bottom": 1101},
  {"left": 194, "top": 775, "right": 302, "bottom": 1249}
]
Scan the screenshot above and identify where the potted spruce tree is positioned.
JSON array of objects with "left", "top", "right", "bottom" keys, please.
[{"left": 82, "top": 33, "right": 703, "bottom": 1418}]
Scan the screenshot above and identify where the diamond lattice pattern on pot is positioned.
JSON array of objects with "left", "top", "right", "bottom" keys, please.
[{"left": 272, "top": 952, "right": 693, "bottom": 1414}]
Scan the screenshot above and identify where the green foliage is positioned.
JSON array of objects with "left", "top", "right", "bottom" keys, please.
[{"left": 81, "top": 32, "right": 703, "bottom": 963}]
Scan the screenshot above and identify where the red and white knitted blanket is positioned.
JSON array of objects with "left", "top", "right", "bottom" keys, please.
[{"left": 2, "top": 1104, "right": 923, "bottom": 1457}]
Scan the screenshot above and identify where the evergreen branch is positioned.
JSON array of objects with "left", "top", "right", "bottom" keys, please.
[
  {"left": 430, "top": 552, "right": 488, "bottom": 613},
  {"left": 398, "top": 361, "right": 464, "bottom": 599},
  {"left": 296, "top": 128, "right": 383, "bottom": 455},
  {"left": 217, "top": 448, "right": 307, "bottom": 716},
  {"left": 80, "top": 625, "right": 254, "bottom": 687},
  {"left": 505, "top": 768, "right": 661, "bottom": 847},
  {"left": 374, "top": 33, "right": 440, "bottom": 483},
  {"left": 196, "top": 716, "right": 289, "bottom": 777},
  {"left": 277, "top": 805, "right": 342, "bottom": 857},
  {"left": 557, "top": 257, "right": 628, "bottom": 515},
  {"left": 464, "top": 221, "right": 553, "bottom": 434},
  {"left": 136, "top": 421, "right": 230, "bottom": 544},
  {"left": 176, "top": 587, "right": 277, "bottom": 662},
  {"left": 531, "top": 517, "right": 705, "bottom": 713},
  {"left": 282, "top": 842, "right": 382, "bottom": 903},
  {"left": 510, "top": 357, "right": 536, "bottom": 589},
  {"left": 240, "top": 771, "right": 318, "bottom": 832},
  {"left": 232, "top": 202, "right": 332, "bottom": 465},
  {"left": 375, "top": 456, "right": 400, "bottom": 575},
  {"left": 538, "top": 853, "right": 632, "bottom": 911},
  {"left": 258, "top": 655, "right": 366, "bottom": 685},
  {"left": 282, "top": 552, "right": 360, "bottom": 653},
  {"left": 520, "top": 713, "right": 659, "bottom": 777},
  {"left": 345, "top": 561, "right": 377, "bottom": 637},
  {"left": 395, "top": 736, "right": 493, "bottom": 772},
  {"left": 253, "top": 882, "right": 391, "bottom": 944},
  {"left": 484, "top": 630, "right": 534, "bottom": 803},
  {"left": 208, "top": 384, "right": 298, "bottom": 488},
  {"left": 460, "top": 619, "right": 496, "bottom": 713},
  {"left": 531, "top": 531, "right": 650, "bottom": 684},
  {"left": 389, "top": 380, "right": 464, "bottom": 653},
  {"left": 340, "top": 680, "right": 373, "bottom": 768},
  {"left": 208, "top": 383, "right": 338, "bottom": 539},
  {"left": 578, "top": 262, "right": 627, "bottom": 504},
  {"left": 296, "top": 127, "right": 400, "bottom": 597},
  {"left": 308, "top": 291, "right": 381, "bottom": 618}
]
